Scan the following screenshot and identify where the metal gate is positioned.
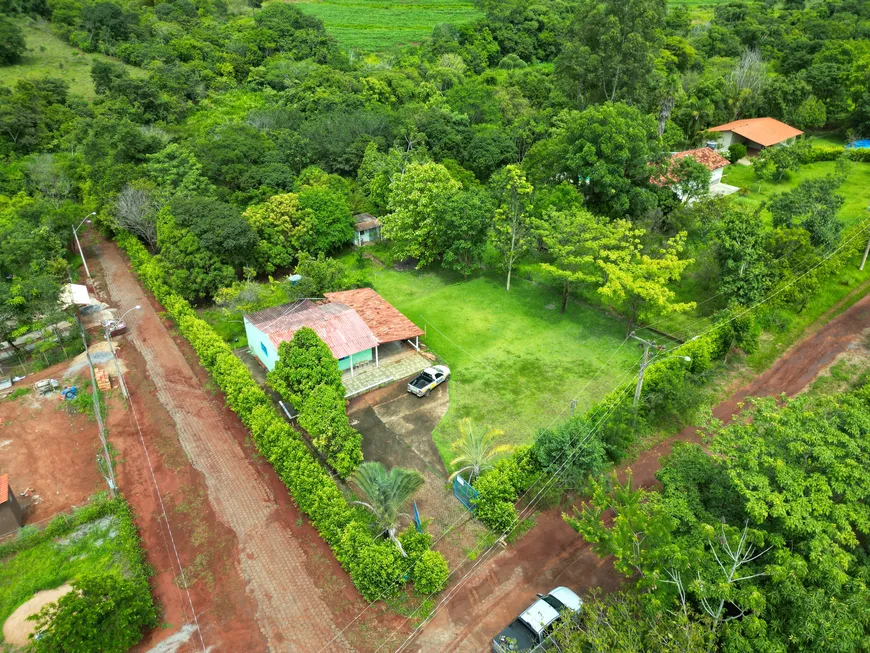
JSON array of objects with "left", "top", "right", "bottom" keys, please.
[{"left": 453, "top": 474, "right": 479, "bottom": 513}]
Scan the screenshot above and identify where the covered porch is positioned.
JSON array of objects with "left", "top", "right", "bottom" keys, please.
[{"left": 342, "top": 340, "right": 431, "bottom": 398}]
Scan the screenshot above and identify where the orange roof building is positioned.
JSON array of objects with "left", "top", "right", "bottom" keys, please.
[
  {"left": 708, "top": 117, "right": 803, "bottom": 150},
  {"left": 244, "top": 289, "right": 423, "bottom": 374},
  {"left": 651, "top": 147, "right": 731, "bottom": 188}
]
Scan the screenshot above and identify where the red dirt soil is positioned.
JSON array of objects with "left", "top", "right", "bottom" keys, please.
[
  {"left": 402, "top": 287, "right": 870, "bottom": 652},
  {"left": 0, "top": 365, "right": 105, "bottom": 527}
]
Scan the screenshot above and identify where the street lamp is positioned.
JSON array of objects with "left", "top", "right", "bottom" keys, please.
[
  {"left": 104, "top": 305, "right": 141, "bottom": 400},
  {"left": 72, "top": 212, "right": 96, "bottom": 279}
]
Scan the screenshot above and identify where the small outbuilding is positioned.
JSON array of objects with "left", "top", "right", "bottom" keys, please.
[
  {"left": 353, "top": 214, "right": 381, "bottom": 246},
  {"left": 0, "top": 474, "right": 23, "bottom": 537},
  {"left": 708, "top": 117, "right": 803, "bottom": 154}
]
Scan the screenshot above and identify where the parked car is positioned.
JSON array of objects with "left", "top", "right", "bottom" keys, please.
[
  {"left": 407, "top": 365, "right": 450, "bottom": 397},
  {"left": 491, "top": 587, "right": 582, "bottom": 652}
]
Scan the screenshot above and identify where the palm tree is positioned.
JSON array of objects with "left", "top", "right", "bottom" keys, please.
[
  {"left": 448, "top": 418, "right": 514, "bottom": 483},
  {"left": 348, "top": 462, "right": 424, "bottom": 556}
]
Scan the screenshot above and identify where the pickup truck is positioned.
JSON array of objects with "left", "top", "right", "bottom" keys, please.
[
  {"left": 407, "top": 365, "right": 450, "bottom": 398},
  {"left": 491, "top": 587, "right": 582, "bottom": 652}
]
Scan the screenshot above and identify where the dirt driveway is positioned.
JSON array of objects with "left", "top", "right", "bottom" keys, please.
[
  {"left": 349, "top": 383, "right": 486, "bottom": 568},
  {"left": 400, "top": 288, "right": 870, "bottom": 653}
]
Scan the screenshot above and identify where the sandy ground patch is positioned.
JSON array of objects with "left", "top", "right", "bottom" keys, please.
[{"left": 2, "top": 584, "right": 73, "bottom": 646}]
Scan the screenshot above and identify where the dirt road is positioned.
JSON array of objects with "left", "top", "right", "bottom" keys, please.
[
  {"left": 402, "top": 288, "right": 870, "bottom": 653},
  {"left": 89, "top": 237, "right": 395, "bottom": 652}
]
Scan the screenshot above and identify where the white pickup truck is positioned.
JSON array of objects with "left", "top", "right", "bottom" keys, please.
[{"left": 407, "top": 365, "right": 450, "bottom": 398}]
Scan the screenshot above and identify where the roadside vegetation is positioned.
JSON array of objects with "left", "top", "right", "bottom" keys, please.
[{"left": 0, "top": 495, "right": 156, "bottom": 651}]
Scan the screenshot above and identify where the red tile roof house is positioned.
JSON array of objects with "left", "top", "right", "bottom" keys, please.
[
  {"left": 243, "top": 289, "right": 423, "bottom": 376},
  {"left": 651, "top": 147, "right": 731, "bottom": 200},
  {"left": 0, "top": 473, "right": 24, "bottom": 537},
  {"left": 708, "top": 117, "right": 803, "bottom": 155}
]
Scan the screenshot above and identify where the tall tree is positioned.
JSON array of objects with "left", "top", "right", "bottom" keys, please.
[
  {"left": 768, "top": 177, "right": 844, "bottom": 249},
  {"left": 383, "top": 161, "right": 462, "bottom": 267},
  {"left": 713, "top": 205, "right": 772, "bottom": 305},
  {"left": 535, "top": 207, "right": 605, "bottom": 312},
  {"left": 266, "top": 327, "right": 343, "bottom": 407},
  {"left": 555, "top": 0, "right": 666, "bottom": 105},
  {"left": 524, "top": 103, "right": 663, "bottom": 219},
  {"left": 596, "top": 221, "right": 695, "bottom": 336},
  {"left": 243, "top": 193, "right": 311, "bottom": 274},
  {"left": 491, "top": 164, "right": 533, "bottom": 291}
]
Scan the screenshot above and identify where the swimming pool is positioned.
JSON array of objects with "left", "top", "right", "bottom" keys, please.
[{"left": 846, "top": 139, "right": 870, "bottom": 149}]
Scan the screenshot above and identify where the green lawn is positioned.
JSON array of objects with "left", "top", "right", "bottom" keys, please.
[
  {"left": 0, "top": 18, "right": 144, "bottom": 98},
  {"left": 292, "top": 0, "right": 483, "bottom": 51},
  {"left": 722, "top": 159, "right": 870, "bottom": 228},
  {"left": 366, "top": 265, "right": 654, "bottom": 462}
]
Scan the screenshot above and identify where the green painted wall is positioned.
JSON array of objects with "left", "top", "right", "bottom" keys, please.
[{"left": 338, "top": 348, "right": 373, "bottom": 371}]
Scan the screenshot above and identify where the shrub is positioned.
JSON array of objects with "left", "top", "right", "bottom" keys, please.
[
  {"left": 267, "top": 329, "right": 343, "bottom": 407},
  {"left": 298, "top": 383, "right": 363, "bottom": 477},
  {"left": 473, "top": 446, "right": 540, "bottom": 532},
  {"left": 533, "top": 419, "right": 607, "bottom": 490},
  {"left": 726, "top": 143, "right": 746, "bottom": 163},
  {"left": 413, "top": 550, "right": 450, "bottom": 595},
  {"left": 30, "top": 573, "right": 157, "bottom": 653}
]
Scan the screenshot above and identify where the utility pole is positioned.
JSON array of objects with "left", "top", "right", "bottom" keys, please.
[
  {"left": 630, "top": 332, "right": 665, "bottom": 408},
  {"left": 73, "top": 212, "right": 96, "bottom": 279}
]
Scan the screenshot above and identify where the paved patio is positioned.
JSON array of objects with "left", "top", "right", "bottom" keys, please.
[
  {"left": 342, "top": 341, "right": 432, "bottom": 397},
  {"left": 709, "top": 182, "right": 741, "bottom": 197}
]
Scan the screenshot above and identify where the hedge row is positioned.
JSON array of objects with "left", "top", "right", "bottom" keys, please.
[
  {"left": 798, "top": 145, "right": 870, "bottom": 164},
  {"left": 116, "top": 233, "right": 447, "bottom": 600}
]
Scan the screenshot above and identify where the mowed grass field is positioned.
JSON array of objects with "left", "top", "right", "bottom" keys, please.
[
  {"left": 366, "top": 266, "right": 652, "bottom": 461},
  {"left": 290, "top": 0, "right": 483, "bottom": 51},
  {"left": 0, "top": 18, "right": 144, "bottom": 98}
]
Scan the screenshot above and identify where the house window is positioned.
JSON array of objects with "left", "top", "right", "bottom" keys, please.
[{"left": 260, "top": 342, "right": 268, "bottom": 357}]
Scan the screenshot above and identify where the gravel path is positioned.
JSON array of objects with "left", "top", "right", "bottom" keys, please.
[{"left": 97, "top": 240, "right": 351, "bottom": 653}]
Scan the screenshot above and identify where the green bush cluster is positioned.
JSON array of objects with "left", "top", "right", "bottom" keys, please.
[
  {"left": 727, "top": 143, "right": 747, "bottom": 163},
  {"left": 297, "top": 384, "right": 363, "bottom": 477},
  {"left": 117, "top": 232, "right": 446, "bottom": 601},
  {"left": 473, "top": 446, "right": 540, "bottom": 532},
  {"left": 797, "top": 145, "right": 870, "bottom": 164},
  {"left": 268, "top": 331, "right": 363, "bottom": 477},
  {"left": 413, "top": 550, "right": 450, "bottom": 595}
]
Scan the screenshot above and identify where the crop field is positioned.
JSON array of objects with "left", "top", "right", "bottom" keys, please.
[
  {"left": 292, "top": 0, "right": 483, "bottom": 51},
  {"left": 0, "top": 18, "right": 144, "bottom": 98}
]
